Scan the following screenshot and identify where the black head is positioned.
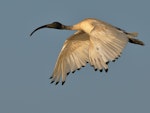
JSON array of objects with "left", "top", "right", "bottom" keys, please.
[
  {"left": 30, "top": 21, "right": 64, "bottom": 36},
  {"left": 49, "top": 22, "right": 63, "bottom": 29}
]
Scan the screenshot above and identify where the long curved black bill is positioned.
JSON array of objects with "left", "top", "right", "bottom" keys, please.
[{"left": 30, "top": 25, "right": 47, "bottom": 36}]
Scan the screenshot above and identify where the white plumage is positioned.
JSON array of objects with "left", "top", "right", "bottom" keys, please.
[{"left": 30, "top": 18, "right": 144, "bottom": 85}]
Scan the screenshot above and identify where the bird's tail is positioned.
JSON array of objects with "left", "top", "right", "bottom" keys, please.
[{"left": 127, "top": 32, "right": 144, "bottom": 46}]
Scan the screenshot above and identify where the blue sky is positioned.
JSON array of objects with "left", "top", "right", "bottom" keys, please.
[{"left": 0, "top": 0, "right": 149, "bottom": 113}]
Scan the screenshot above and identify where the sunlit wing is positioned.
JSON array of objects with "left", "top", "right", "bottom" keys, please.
[
  {"left": 88, "top": 21, "right": 129, "bottom": 72},
  {"left": 50, "top": 31, "right": 90, "bottom": 84}
]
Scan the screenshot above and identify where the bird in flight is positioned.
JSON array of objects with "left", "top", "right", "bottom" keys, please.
[{"left": 30, "top": 18, "right": 144, "bottom": 85}]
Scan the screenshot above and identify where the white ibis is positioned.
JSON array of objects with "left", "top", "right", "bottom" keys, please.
[{"left": 30, "top": 18, "right": 144, "bottom": 85}]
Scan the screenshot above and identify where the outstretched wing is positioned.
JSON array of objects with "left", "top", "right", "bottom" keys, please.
[
  {"left": 88, "top": 21, "right": 129, "bottom": 72},
  {"left": 50, "top": 31, "right": 90, "bottom": 85}
]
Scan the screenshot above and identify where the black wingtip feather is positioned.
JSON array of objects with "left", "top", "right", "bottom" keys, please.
[
  {"left": 106, "top": 61, "right": 109, "bottom": 65},
  {"left": 51, "top": 80, "right": 54, "bottom": 84},
  {"left": 49, "top": 76, "right": 53, "bottom": 79},
  {"left": 67, "top": 72, "right": 70, "bottom": 76},
  {"left": 100, "top": 69, "right": 103, "bottom": 72},
  {"left": 95, "top": 69, "right": 98, "bottom": 71},
  {"left": 105, "top": 69, "right": 108, "bottom": 72},
  {"left": 62, "top": 81, "right": 65, "bottom": 85},
  {"left": 55, "top": 82, "right": 59, "bottom": 85},
  {"left": 112, "top": 60, "right": 116, "bottom": 62},
  {"left": 72, "top": 70, "right": 75, "bottom": 73}
]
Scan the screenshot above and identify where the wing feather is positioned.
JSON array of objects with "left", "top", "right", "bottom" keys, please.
[
  {"left": 50, "top": 31, "right": 90, "bottom": 84},
  {"left": 88, "top": 21, "right": 128, "bottom": 71}
]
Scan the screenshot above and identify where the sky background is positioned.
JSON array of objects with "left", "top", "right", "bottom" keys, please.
[{"left": 0, "top": 0, "right": 150, "bottom": 113}]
